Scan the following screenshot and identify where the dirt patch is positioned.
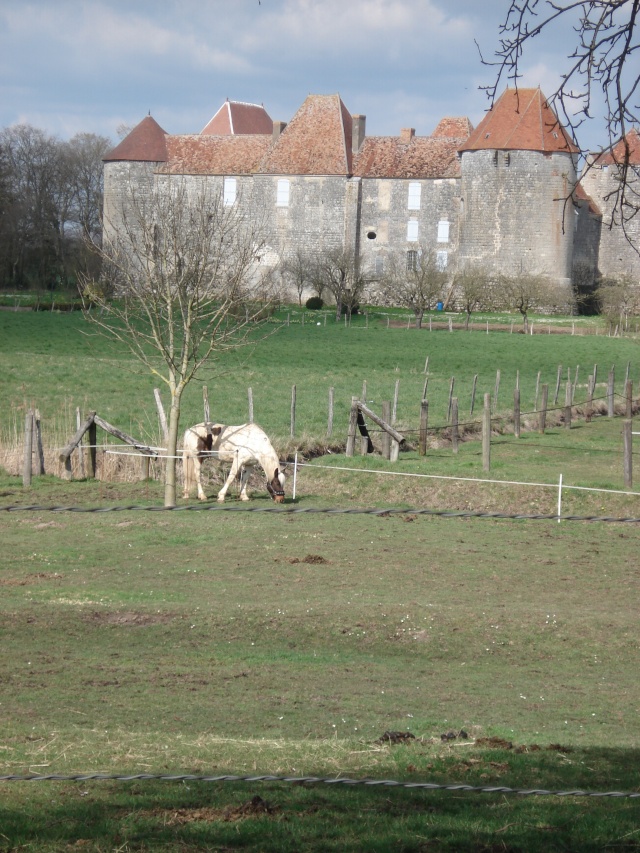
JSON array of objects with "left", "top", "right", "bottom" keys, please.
[
  {"left": 84, "top": 610, "right": 175, "bottom": 627},
  {"left": 142, "top": 795, "right": 280, "bottom": 825},
  {"left": 287, "top": 554, "right": 328, "bottom": 565}
]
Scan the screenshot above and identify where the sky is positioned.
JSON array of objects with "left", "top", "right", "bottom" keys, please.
[{"left": 0, "top": 0, "right": 612, "bottom": 152}]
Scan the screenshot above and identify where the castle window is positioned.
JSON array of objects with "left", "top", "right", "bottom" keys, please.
[
  {"left": 408, "top": 182, "right": 421, "bottom": 210},
  {"left": 407, "top": 250, "right": 418, "bottom": 271},
  {"left": 436, "top": 251, "right": 448, "bottom": 271},
  {"left": 407, "top": 220, "right": 419, "bottom": 242},
  {"left": 493, "top": 150, "right": 499, "bottom": 166},
  {"left": 504, "top": 152, "right": 511, "bottom": 166},
  {"left": 223, "top": 177, "right": 237, "bottom": 206},
  {"left": 276, "top": 179, "right": 290, "bottom": 207},
  {"left": 367, "top": 230, "right": 377, "bottom": 240},
  {"left": 437, "top": 220, "right": 450, "bottom": 243}
]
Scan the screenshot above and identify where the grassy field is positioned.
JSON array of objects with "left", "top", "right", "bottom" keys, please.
[{"left": 1, "top": 308, "right": 639, "bottom": 850}]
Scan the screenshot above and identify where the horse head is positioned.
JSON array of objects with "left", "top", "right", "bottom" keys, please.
[{"left": 266, "top": 467, "right": 285, "bottom": 503}]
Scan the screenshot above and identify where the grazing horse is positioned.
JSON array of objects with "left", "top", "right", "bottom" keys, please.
[{"left": 182, "top": 422, "right": 285, "bottom": 503}]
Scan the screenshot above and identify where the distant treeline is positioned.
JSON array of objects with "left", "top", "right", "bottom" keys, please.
[{"left": 0, "top": 124, "right": 112, "bottom": 292}]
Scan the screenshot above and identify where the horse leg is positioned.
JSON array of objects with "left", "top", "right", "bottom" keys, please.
[
  {"left": 194, "top": 454, "right": 208, "bottom": 501},
  {"left": 217, "top": 459, "right": 239, "bottom": 502},
  {"left": 238, "top": 465, "right": 251, "bottom": 501}
]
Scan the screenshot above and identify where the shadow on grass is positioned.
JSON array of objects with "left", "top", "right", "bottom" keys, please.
[{"left": 2, "top": 748, "right": 639, "bottom": 852}]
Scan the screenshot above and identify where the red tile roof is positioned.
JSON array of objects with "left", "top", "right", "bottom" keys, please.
[
  {"left": 593, "top": 128, "right": 640, "bottom": 165},
  {"left": 354, "top": 134, "right": 464, "bottom": 179},
  {"left": 459, "top": 88, "right": 578, "bottom": 154},
  {"left": 258, "top": 94, "right": 353, "bottom": 175},
  {"left": 201, "top": 100, "right": 273, "bottom": 135},
  {"left": 432, "top": 117, "right": 474, "bottom": 138},
  {"left": 157, "top": 134, "right": 272, "bottom": 175},
  {"left": 103, "top": 115, "right": 168, "bottom": 162}
]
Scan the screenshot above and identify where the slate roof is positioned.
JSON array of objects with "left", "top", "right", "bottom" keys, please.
[
  {"left": 201, "top": 100, "right": 273, "bottom": 135},
  {"left": 103, "top": 115, "right": 168, "bottom": 162},
  {"left": 593, "top": 127, "right": 640, "bottom": 165},
  {"left": 257, "top": 94, "right": 353, "bottom": 175},
  {"left": 459, "top": 88, "right": 579, "bottom": 154}
]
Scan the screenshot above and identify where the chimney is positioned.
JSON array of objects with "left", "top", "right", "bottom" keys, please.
[
  {"left": 400, "top": 128, "right": 415, "bottom": 143},
  {"left": 352, "top": 114, "right": 366, "bottom": 153},
  {"left": 272, "top": 120, "right": 287, "bottom": 142}
]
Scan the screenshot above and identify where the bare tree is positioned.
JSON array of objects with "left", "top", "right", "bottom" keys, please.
[
  {"left": 595, "top": 272, "right": 640, "bottom": 330},
  {"left": 452, "top": 265, "right": 495, "bottom": 330},
  {"left": 312, "top": 248, "right": 372, "bottom": 321},
  {"left": 376, "top": 247, "right": 448, "bottom": 328},
  {"left": 81, "top": 178, "right": 280, "bottom": 506},
  {"left": 280, "top": 248, "right": 314, "bottom": 305},
  {"left": 482, "top": 1, "right": 640, "bottom": 238},
  {"left": 499, "top": 271, "right": 564, "bottom": 331}
]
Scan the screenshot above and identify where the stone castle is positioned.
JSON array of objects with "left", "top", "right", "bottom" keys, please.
[{"left": 103, "top": 87, "right": 640, "bottom": 305}]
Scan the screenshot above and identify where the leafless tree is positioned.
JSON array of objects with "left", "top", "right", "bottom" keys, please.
[
  {"left": 595, "top": 272, "right": 640, "bottom": 330},
  {"left": 81, "top": 178, "right": 280, "bottom": 506},
  {"left": 376, "top": 246, "right": 448, "bottom": 328},
  {"left": 499, "top": 271, "right": 565, "bottom": 330},
  {"left": 481, "top": 1, "right": 640, "bottom": 240},
  {"left": 452, "top": 265, "right": 496, "bottom": 329},
  {"left": 280, "top": 248, "right": 315, "bottom": 305},
  {"left": 311, "top": 247, "right": 372, "bottom": 321}
]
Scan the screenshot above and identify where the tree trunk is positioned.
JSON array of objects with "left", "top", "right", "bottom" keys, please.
[
  {"left": 415, "top": 311, "right": 423, "bottom": 329},
  {"left": 164, "top": 396, "right": 182, "bottom": 507}
]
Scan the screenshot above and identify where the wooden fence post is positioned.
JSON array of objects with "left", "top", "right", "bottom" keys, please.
[
  {"left": 419, "top": 400, "right": 428, "bottom": 456},
  {"left": 482, "top": 394, "right": 491, "bottom": 472},
  {"left": 23, "top": 410, "right": 33, "bottom": 487},
  {"left": 623, "top": 419, "right": 632, "bottom": 488},
  {"left": 87, "top": 420, "right": 97, "bottom": 479},
  {"left": 514, "top": 387, "right": 521, "bottom": 439},
  {"left": 76, "top": 407, "right": 86, "bottom": 479},
  {"left": 447, "top": 377, "right": 455, "bottom": 422},
  {"left": 470, "top": 374, "right": 477, "bottom": 416},
  {"left": 327, "top": 387, "right": 334, "bottom": 437},
  {"left": 451, "top": 397, "right": 459, "bottom": 454},
  {"left": 608, "top": 366, "right": 615, "bottom": 416},
  {"left": 586, "top": 376, "right": 594, "bottom": 423},
  {"left": 534, "top": 371, "right": 541, "bottom": 411},
  {"left": 564, "top": 379, "right": 572, "bottom": 429},
  {"left": 493, "top": 370, "right": 501, "bottom": 413},
  {"left": 34, "top": 409, "right": 45, "bottom": 475},
  {"left": 626, "top": 380, "right": 633, "bottom": 419},
  {"left": 538, "top": 384, "right": 549, "bottom": 434},
  {"left": 346, "top": 397, "right": 358, "bottom": 457},
  {"left": 248, "top": 387, "right": 254, "bottom": 423},
  {"left": 392, "top": 379, "right": 400, "bottom": 424},
  {"left": 154, "top": 388, "right": 168, "bottom": 445},
  {"left": 381, "top": 401, "right": 391, "bottom": 460},
  {"left": 554, "top": 365, "right": 562, "bottom": 404}
]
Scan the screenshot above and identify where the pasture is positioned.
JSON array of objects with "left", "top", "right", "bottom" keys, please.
[{"left": 1, "top": 308, "right": 639, "bottom": 850}]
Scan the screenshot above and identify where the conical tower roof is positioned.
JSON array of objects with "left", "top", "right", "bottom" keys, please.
[
  {"left": 459, "top": 88, "right": 578, "bottom": 154},
  {"left": 103, "top": 115, "right": 168, "bottom": 162}
]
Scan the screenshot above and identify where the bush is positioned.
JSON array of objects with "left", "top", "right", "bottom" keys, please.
[{"left": 305, "top": 296, "right": 324, "bottom": 310}]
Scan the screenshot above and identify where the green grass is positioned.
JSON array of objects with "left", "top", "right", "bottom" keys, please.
[
  {"left": 1, "top": 307, "right": 638, "bottom": 445},
  {"left": 1, "top": 308, "right": 640, "bottom": 849}
]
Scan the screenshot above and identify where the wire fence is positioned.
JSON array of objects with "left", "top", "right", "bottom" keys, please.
[{"left": 1, "top": 772, "right": 638, "bottom": 799}]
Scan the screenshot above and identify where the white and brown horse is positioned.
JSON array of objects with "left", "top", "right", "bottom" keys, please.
[{"left": 182, "top": 422, "right": 285, "bottom": 503}]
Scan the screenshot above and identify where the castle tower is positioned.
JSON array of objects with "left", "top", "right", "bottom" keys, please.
[
  {"left": 458, "top": 88, "right": 579, "bottom": 298},
  {"left": 579, "top": 128, "right": 640, "bottom": 281}
]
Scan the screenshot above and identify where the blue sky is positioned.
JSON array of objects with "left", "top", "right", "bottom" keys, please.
[{"left": 0, "top": 0, "right": 610, "bottom": 151}]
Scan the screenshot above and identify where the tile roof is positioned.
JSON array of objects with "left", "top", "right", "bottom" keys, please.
[
  {"left": 157, "top": 134, "right": 272, "bottom": 175},
  {"left": 459, "top": 88, "right": 579, "bottom": 154},
  {"left": 201, "top": 100, "right": 273, "bottom": 135},
  {"left": 432, "top": 117, "right": 474, "bottom": 138},
  {"left": 593, "top": 127, "right": 640, "bottom": 165},
  {"left": 257, "top": 94, "right": 353, "bottom": 175},
  {"left": 353, "top": 134, "right": 465, "bottom": 179},
  {"left": 103, "top": 115, "right": 168, "bottom": 162}
]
